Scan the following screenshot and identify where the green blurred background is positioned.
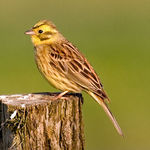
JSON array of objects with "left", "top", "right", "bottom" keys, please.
[{"left": 0, "top": 0, "right": 150, "bottom": 149}]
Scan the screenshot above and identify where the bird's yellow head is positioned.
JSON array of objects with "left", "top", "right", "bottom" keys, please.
[{"left": 25, "top": 20, "right": 60, "bottom": 46}]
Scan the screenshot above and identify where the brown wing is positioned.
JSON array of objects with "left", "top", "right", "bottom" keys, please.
[{"left": 49, "top": 41, "right": 109, "bottom": 102}]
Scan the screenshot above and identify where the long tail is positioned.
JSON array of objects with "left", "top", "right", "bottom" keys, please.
[{"left": 88, "top": 91, "right": 123, "bottom": 136}]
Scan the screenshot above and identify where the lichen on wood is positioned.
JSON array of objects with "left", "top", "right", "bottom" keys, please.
[{"left": 0, "top": 92, "right": 84, "bottom": 150}]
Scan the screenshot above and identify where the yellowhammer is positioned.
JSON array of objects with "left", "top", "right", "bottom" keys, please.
[{"left": 25, "top": 20, "right": 123, "bottom": 136}]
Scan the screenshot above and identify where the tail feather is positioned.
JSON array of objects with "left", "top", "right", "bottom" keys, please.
[{"left": 88, "top": 91, "right": 123, "bottom": 136}]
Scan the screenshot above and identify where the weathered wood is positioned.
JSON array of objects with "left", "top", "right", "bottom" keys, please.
[{"left": 0, "top": 92, "right": 84, "bottom": 150}]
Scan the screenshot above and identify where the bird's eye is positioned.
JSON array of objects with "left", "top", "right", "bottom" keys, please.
[{"left": 38, "top": 30, "right": 43, "bottom": 34}]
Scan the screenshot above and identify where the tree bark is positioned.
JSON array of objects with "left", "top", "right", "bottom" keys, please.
[{"left": 0, "top": 92, "right": 84, "bottom": 150}]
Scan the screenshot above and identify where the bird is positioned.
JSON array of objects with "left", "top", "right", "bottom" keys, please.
[{"left": 25, "top": 20, "right": 123, "bottom": 136}]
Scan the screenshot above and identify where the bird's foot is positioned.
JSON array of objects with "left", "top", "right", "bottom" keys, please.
[{"left": 51, "top": 91, "right": 69, "bottom": 101}]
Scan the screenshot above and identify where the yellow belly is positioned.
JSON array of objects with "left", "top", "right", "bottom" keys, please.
[{"left": 35, "top": 46, "right": 81, "bottom": 93}]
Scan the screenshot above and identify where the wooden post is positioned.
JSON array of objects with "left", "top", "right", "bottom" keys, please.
[{"left": 0, "top": 93, "right": 84, "bottom": 150}]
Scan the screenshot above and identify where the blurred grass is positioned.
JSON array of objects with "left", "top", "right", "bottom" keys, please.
[{"left": 0, "top": 0, "right": 150, "bottom": 149}]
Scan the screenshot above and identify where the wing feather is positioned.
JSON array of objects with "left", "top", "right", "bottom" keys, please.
[{"left": 49, "top": 42, "right": 109, "bottom": 101}]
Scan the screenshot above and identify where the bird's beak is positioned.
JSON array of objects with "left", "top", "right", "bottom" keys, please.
[{"left": 25, "top": 29, "right": 35, "bottom": 35}]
